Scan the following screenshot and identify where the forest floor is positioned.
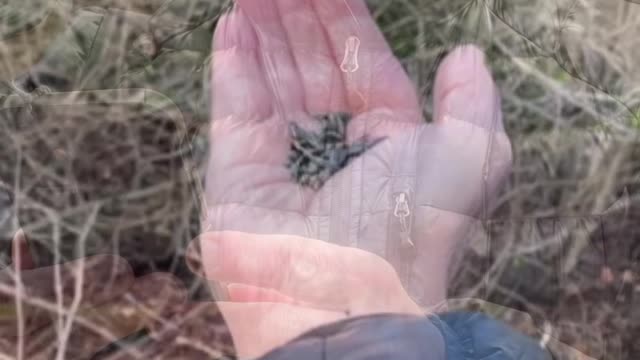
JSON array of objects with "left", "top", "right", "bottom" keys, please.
[{"left": 0, "top": 0, "right": 638, "bottom": 359}]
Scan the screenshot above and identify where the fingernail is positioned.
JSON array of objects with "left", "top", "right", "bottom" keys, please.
[{"left": 434, "top": 44, "right": 503, "bottom": 132}]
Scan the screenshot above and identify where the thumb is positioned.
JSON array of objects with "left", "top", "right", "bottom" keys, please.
[
  {"left": 433, "top": 44, "right": 504, "bottom": 132},
  {"left": 417, "top": 44, "right": 512, "bottom": 218}
]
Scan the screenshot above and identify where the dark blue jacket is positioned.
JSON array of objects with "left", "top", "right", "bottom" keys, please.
[{"left": 258, "top": 312, "right": 553, "bottom": 360}]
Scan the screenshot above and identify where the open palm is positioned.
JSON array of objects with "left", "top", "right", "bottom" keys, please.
[{"left": 206, "top": 0, "right": 512, "bottom": 306}]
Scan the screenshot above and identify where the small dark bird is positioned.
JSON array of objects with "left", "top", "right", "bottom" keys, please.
[{"left": 286, "top": 112, "right": 385, "bottom": 190}]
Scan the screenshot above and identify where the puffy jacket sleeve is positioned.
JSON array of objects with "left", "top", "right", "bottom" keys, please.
[
  {"left": 258, "top": 313, "right": 446, "bottom": 360},
  {"left": 257, "top": 312, "right": 554, "bottom": 360}
]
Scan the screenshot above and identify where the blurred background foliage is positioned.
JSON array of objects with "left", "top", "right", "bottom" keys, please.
[{"left": 0, "top": 0, "right": 638, "bottom": 358}]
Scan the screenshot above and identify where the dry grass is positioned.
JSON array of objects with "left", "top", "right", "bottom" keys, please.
[{"left": 0, "top": 0, "right": 638, "bottom": 358}]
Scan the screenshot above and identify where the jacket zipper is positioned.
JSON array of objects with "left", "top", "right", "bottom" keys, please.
[
  {"left": 390, "top": 190, "right": 416, "bottom": 289},
  {"left": 394, "top": 192, "right": 415, "bottom": 250}
]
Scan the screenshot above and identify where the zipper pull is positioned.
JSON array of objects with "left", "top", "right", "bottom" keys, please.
[
  {"left": 394, "top": 192, "right": 415, "bottom": 251},
  {"left": 340, "top": 36, "right": 361, "bottom": 73}
]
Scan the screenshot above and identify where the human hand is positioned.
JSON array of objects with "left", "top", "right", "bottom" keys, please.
[
  {"left": 206, "top": 0, "right": 514, "bottom": 357},
  {"left": 208, "top": 0, "right": 512, "bottom": 306},
  {"left": 190, "top": 230, "right": 423, "bottom": 359}
]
